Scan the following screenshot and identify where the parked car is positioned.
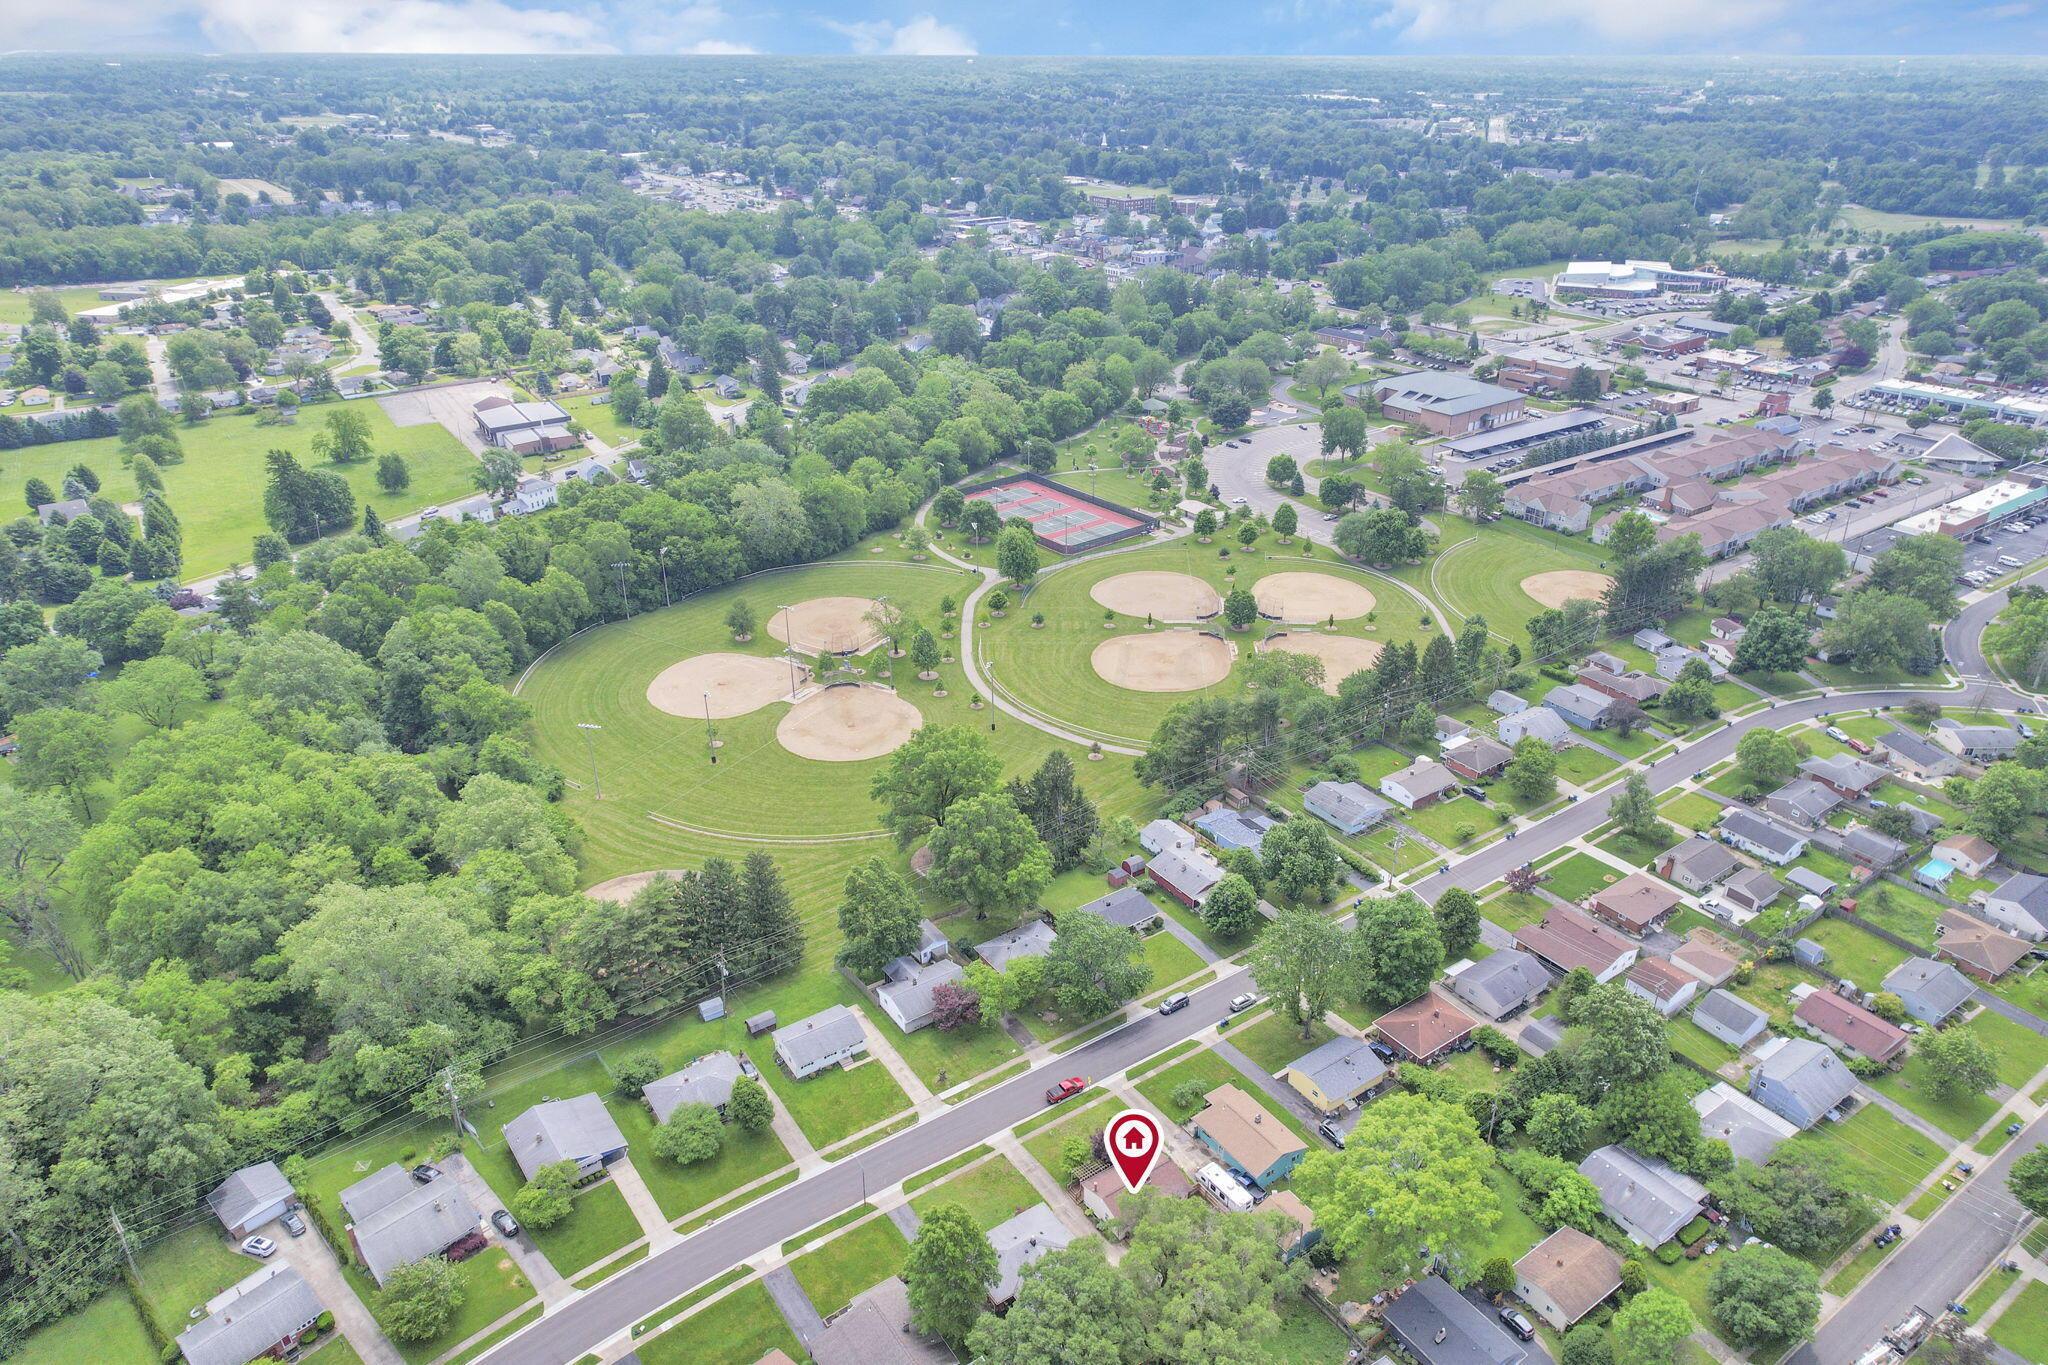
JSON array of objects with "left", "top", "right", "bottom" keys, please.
[
  {"left": 1846, "top": 737, "right": 1873, "bottom": 755},
  {"left": 1498, "top": 1307, "right": 1536, "bottom": 1341},
  {"left": 240, "top": 1236, "right": 277, "bottom": 1259},
  {"left": 1158, "top": 992, "right": 1191, "bottom": 1015},
  {"left": 409, "top": 1163, "right": 441, "bottom": 1184},
  {"left": 1460, "top": 785, "right": 1488, "bottom": 802},
  {"left": 1317, "top": 1120, "right": 1347, "bottom": 1149},
  {"left": 1228, "top": 992, "right": 1258, "bottom": 1013},
  {"left": 492, "top": 1209, "right": 522, "bottom": 1238},
  {"left": 1044, "top": 1076, "right": 1088, "bottom": 1105},
  {"left": 280, "top": 1209, "right": 307, "bottom": 1238}
]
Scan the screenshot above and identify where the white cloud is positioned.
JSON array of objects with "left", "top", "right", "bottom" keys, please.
[
  {"left": 684, "top": 37, "right": 760, "bottom": 52},
  {"left": 1367, "top": 0, "right": 1787, "bottom": 44},
  {"left": 0, "top": 0, "right": 754, "bottom": 54},
  {"left": 823, "top": 12, "right": 977, "bottom": 54}
]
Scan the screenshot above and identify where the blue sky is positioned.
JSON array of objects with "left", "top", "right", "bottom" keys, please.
[{"left": 5, "top": 0, "right": 2048, "bottom": 56}]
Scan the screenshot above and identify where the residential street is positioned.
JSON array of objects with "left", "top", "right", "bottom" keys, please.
[
  {"left": 1790, "top": 1111, "right": 2046, "bottom": 1365},
  {"left": 482, "top": 680, "right": 2042, "bottom": 1365}
]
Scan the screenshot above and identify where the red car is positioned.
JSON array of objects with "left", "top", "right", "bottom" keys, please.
[
  {"left": 1845, "top": 737, "right": 1873, "bottom": 756},
  {"left": 1044, "top": 1076, "right": 1087, "bottom": 1105}
]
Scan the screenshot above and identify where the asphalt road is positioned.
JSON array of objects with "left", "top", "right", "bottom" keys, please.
[
  {"left": 1790, "top": 1109, "right": 2046, "bottom": 1365},
  {"left": 488, "top": 678, "right": 2031, "bottom": 1365},
  {"left": 1948, "top": 562, "right": 2048, "bottom": 681}
]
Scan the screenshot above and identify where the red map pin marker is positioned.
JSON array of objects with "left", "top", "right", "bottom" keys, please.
[{"left": 1104, "top": 1108, "right": 1162, "bottom": 1193}]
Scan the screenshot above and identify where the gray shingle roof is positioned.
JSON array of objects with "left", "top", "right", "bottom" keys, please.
[
  {"left": 1662, "top": 835, "right": 1739, "bottom": 884},
  {"left": 1880, "top": 727, "right": 1951, "bottom": 770},
  {"left": 1798, "top": 752, "right": 1885, "bottom": 792},
  {"left": 1578, "top": 1145, "right": 1706, "bottom": 1247},
  {"left": 1718, "top": 809, "right": 1805, "bottom": 860},
  {"left": 1304, "top": 779, "right": 1391, "bottom": 829},
  {"left": 503, "top": 1094, "right": 628, "bottom": 1181},
  {"left": 1281, "top": 1036, "right": 1388, "bottom": 1101},
  {"left": 207, "top": 1161, "right": 293, "bottom": 1234},
  {"left": 1881, "top": 957, "right": 1976, "bottom": 1023},
  {"left": 340, "top": 1165, "right": 481, "bottom": 1284},
  {"left": 773, "top": 1004, "right": 868, "bottom": 1070},
  {"left": 1077, "top": 885, "right": 1161, "bottom": 930},
  {"left": 1750, "top": 1037, "right": 1857, "bottom": 1123},
  {"left": 1447, "top": 949, "right": 1553, "bottom": 1019},
  {"left": 875, "top": 957, "right": 965, "bottom": 1029},
  {"left": 645, "top": 1052, "right": 743, "bottom": 1124},
  {"left": 175, "top": 1264, "right": 322, "bottom": 1365},
  {"left": 1384, "top": 1274, "right": 1528, "bottom": 1365},
  {"left": 1991, "top": 872, "right": 2048, "bottom": 934},
  {"left": 1692, "top": 988, "right": 1768, "bottom": 1045},
  {"left": 989, "top": 1204, "right": 1075, "bottom": 1304},
  {"left": 974, "top": 919, "right": 1058, "bottom": 971}
]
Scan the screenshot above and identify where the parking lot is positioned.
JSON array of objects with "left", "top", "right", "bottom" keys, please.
[
  {"left": 376, "top": 378, "right": 510, "bottom": 455},
  {"left": 1204, "top": 419, "right": 1384, "bottom": 543},
  {"left": 1961, "top": 518, "right": 2048, "bottom": 581}
]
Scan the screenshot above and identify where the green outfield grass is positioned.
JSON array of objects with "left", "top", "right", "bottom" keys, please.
[
  {"left": 0, "top": 401, "right": 479, "bottom": 581},
  {"left": 1425, "top": 520, "right": 1614, "bottom": 650},
  {"left": 519, "top": 552, "right": 1154, "bottom": 972},
  {"left": 980, "top": 537, "right": 1437, "bottom": 749}
]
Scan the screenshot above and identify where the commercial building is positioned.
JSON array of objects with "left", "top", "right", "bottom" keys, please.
[
  {"left": 1893, "top": 479, "right": 2048, "bottom": 539},
  {"left": 1496, "top": 347, "right": 1615, "bottom": 394},
  {"left": 1443, "top": 407, "right": 1607, "bottom": 462},
  {"left": 473, "top": 396, "right": 577, "bottom": 455},
  {"left": 1368, "top": 372, "right": 1526, "bottom": 438},
  {"left": 1864, "top": 378, "right": 2048, "bottom": 426},
  {"left": 1553, "top": 260, "right": 1724, "bottom": 299}
]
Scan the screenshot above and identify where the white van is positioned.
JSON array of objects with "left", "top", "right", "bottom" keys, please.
[
  {"left": 1196, "top": 1161, "right": 1255, "bottom": 1212},
  {"left": 1999, "top": 555, "right": 2025, "bottom": 569}
]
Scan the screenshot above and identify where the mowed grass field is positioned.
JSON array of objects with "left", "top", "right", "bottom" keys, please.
[
  {"left": 980, "top": 534, "right": 1439, "bottom": 748},
  {"left": 518, "top": 551, "right": 1152, "bottom": 958},
  {"left": 1424, "top": 518, "right": 1615, "bottom": 650},
  {"left": 0, "top": 401, "right": 479, "bottom": 580}
]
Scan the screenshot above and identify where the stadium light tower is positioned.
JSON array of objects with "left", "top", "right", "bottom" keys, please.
[{"left": 575, "top": 722, "right": 604, "bottom": 799}]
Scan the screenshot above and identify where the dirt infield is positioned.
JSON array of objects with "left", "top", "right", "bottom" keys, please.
[
  {"left": 1091, "top": 630, "right": 1234, "bottom": 692},
  {"left": 1520, "top": 570, "right": 1616, "bottom": 610},
  {"left": 776, "top": 684, "right": 921, "bottom": 761},
  {"left": 767, "top": 596, "right": 885, "bottom": 655},
  {"left": 583, "top": 870, "right": 683, "bottom": 904},
  {"left": 1089, "top": 571, "right": 1223, "bottom": 623},
  {"left": 1254, "top": 571, "right": 1377, "bottom": 623},
  {"left": 1258, "top": 633, "right": 1385, "bottom": 694},
  {"left": 646, "top": 652, "right": 797, "bottom": 719}
]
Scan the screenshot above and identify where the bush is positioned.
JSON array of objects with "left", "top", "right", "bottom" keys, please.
[
  {"left": 1653, "top": 1241, "right": 1686, "bottom": 1265},
  {"left": 653, "top": 1101, "right": 724, "bottom": 1165},
  {"left": 315, "top": 1311, "right": 334, "bottom": 1332},
  {"left": 615, "top": 1051, "right": 665, "bottom": 1098},
  {"left": 509, "top": 1160, "right": 578, "bottom": 1231},
  {"left": 1473, "top": 1026, "right": 1519, "bottom": 1065},
  {"left": 1170, "top": 1079, "right": 1208, "bottom": 1112}
]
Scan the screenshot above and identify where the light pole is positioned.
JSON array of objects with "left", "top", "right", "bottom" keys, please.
[
  {"left": 575, "top": 722, "right": 603, "bottom": 799},
  {"left": 657, "top": 545, "right": 671, "bottom": 607},
  {"left": 779, "top": 604, "right": 798, "bottom": 694},
  {"left": 611, "top": 560, "right": 629, "bottom": 619},
  {"left": 703, "top": 691, "right": 718, "bottom": 764}
]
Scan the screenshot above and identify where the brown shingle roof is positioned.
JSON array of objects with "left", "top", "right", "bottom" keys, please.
[
  {"left": 1514, "top": 906, "right": 1635, "bottom": 976},
  {"left": 1372, "top": 990, "right": 1479, "bottom": 1059},
  {"left": 1936, "top": 908, "right": 2031, "bottom": 978},
  {"left": 1795, "top": 991, "right": 1907, "bottom": 1062},
  {"left": 1591, "top": 874, "right": 1683, "bottom": 931},
  {"left": 1514, "top": 1227, "right": 1622, "bottom": 1325}
]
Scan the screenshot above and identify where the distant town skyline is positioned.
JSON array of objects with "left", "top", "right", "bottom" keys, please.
[{"left": 7, "top": 0, "right": 2048, "bottom": 58}]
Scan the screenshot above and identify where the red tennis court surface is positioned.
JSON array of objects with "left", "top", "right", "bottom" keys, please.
[{"left": 964, "top": 476, "right": 1149, "bottom": 552}]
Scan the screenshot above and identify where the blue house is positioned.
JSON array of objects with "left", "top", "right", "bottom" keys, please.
[{"left": 1190, "top": 1084, "right": 1307, "bottom": 1189}]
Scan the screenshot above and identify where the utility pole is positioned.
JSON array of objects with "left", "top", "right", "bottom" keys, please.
[
  {"left": 612, "top": 561, "right": 630, "bottom": 619},
  {"left": 716, "top": 953, "right": 730, "bottom": 1010},
  {"left": 441, "top": 1064, "right": 467, "bottom": 1141},
  {"left": 577, "top": 722, "right": 603, "bottom": 799},
  {"left": 109, "top": 1209, "right": 138, "bottom": 1280}
]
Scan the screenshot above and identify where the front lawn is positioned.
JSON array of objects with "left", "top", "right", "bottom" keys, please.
[
  {"left": 1019, "top": 1097, "right": 1117, "bottom": 1178},
  {"left": 1142, "top": 928, "right": 1207, "bottom": 991},
  {"left": 1481, "top": 890, "right": 1548, "bottom": 930},
  {"left": 1400, "top": 795, "right": 1498, "bottom": 847},
  {"left": 1230, "top": 1011, "right": 1337, "bottom": 1075},
  {"left": 1963, "top": 1009, "right": 2048, "bottom": 1090},
  {"left": 1594, "top": 828, "right": 1670, "bottom": 867},
  {"left": 788, "top": 1216, "right": 909, "bottom": 1316},
  {"left": 636, "top": 1282, "right": 801, "bottom": 1365},
  {"left": 1554, "top": 745, "right": 1620, "bottom": 786},
  {"left": 356, "top": 1245, "right": 535, "bottom": 1365},
  {"left": 1659, "top": 792, "right": 1727, "bottom": 831},
  {"left": 1869, "top": 1056, "right": 2002, "bottom": 1142},
  {"left": 908, "top": 1156, "right": 1041, "bottom": 1231},
  {"left": 1989, "top": 1280, "right": 2048, "bottom": 1363},
  {"left": 1543, "top": 852, "right": 1623, "bottom": 902},
  {"left": 1133, "top": 1050, "right": 1244, "bottom": 1125},
  {"left": 606, "top": 1095, "right": 793, "bottom": 1223},
  {"left": 463, "top": 1140, "right": 641, "bottom": 1277}
]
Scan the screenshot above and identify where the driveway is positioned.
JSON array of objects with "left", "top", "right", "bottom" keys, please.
[
  {"left": 760, "top": 1265, "right": 826, "bottom": 1351},
  {"left": 1212, "top": 1037, "right": 1330, "bottom": 1139},
  {"left": 443, "top": 1152, "right": 572, "bottom": 1305},
  {"left": 319, "top": 292, "right": 379, "bottom": 375},
  {"left": 273, "top": 1216, "right": 402, "bottom": 1365}
]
